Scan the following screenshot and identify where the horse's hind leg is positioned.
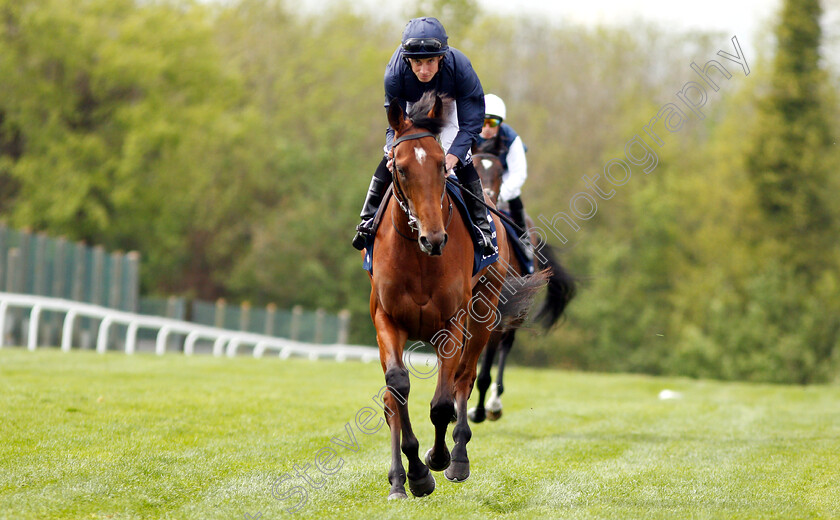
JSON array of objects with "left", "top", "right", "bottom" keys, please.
[
  {"left": 487, "top": 330, "right": 515, "bottom": 421},
  {"left": 445, "top": 309, "right": 498, "bottom": 482},
  {"left": 468, "top": 330, "right": 503, "bottom": 423},
  {"left": 445, "top": 335, "right": 486, "bottom": 483},
  {"left": 375, "top": 311, "right": 434, "bottom": 499},
  {"left": 426, "top": 318, "right": 474, "bottom": 473},
  {"left": 426, "top": 347, "right": 458, "bottom": 473}
]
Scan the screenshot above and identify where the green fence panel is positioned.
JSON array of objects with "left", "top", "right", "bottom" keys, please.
[
  {"left": 222, "top": 305, "right": 240, "bottom": 331},
  {"left": 190, "top": 299, "right": 218, "bottom": 327},
  {"left": 273, "top": 308, "right": 293, "bottom": 338},
  {"left": 0, "top": 226, "right": 139, "bottom": 309},
  {"left": 0, "top": 224, "right": 6, "bottom": 285},
  {"left": 296, "top": 311, "right": 316, "bottom": 343},
  {"left": 247, "top": 306, "right": 268, "bottom": 335},
  {"left": 0, "top": 226, "right": 348, "bottom": 347}
]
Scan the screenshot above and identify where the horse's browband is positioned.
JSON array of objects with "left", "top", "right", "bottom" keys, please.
[{"left": 392, "top": 132, "right": 437, "bottom": 147}]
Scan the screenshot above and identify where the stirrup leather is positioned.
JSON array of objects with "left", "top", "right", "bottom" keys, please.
[{"left": 355, "top": 219, "right": 375, "bottom": 236}]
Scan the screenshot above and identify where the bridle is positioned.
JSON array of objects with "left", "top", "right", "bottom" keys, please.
[
  {"left": 390, "top": 131, "right": 451, "bottom": 236},
  {"left": 390, "top": 196, "right": 454, "bottom": 241}
]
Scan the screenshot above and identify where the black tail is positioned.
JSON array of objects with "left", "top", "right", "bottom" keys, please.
[
  {"left": 532, "top": 237, "right": 576, "bottom": 329},
  {"left": 496, "top": 268, "right": 551, "bottom": 332}
]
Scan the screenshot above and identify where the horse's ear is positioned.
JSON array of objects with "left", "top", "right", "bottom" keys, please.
[
  {"left": 427, "top": 94, "right": 443, "bottom": 120},
  {"left": 388, "top": 99, "right": 408, "bottom": 133}
]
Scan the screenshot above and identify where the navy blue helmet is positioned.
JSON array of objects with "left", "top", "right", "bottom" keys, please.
[{"left": 401, "top": 17, "right": 449, "bottom": 58}]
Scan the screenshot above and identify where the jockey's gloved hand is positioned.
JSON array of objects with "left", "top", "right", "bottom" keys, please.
[
  {"left": 445, "top": 153, "right": 459, "bottom": 173},
  {"left": 386, "top": 149, "right": 395, "bottom": 173}
]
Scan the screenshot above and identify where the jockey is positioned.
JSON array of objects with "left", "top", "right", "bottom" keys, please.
[
  {"left": 352, "top": 17, "right": 495, "bottom": 256},
  {"left": 475, "top": 93, "right": 533, "bottom": 261}
]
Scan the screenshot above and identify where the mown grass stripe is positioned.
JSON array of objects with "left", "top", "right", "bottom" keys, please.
[{"left": 1, "top": 348, "right": 838, "bottom": 519}]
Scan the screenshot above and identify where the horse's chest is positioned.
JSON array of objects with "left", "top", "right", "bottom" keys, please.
[{"left": 376, "top": 274, "right": 465, "bottom": 338}]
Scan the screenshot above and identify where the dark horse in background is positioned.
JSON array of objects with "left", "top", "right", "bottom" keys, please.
[
  {"left": 467, "top": 152, "right": 577, "bottom": 423},
  {"left": 364, "top": 92, "right": 549, "bottom": 499}
]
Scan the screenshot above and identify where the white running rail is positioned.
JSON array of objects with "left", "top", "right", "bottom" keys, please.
[{"left": 0, "top": 292, "right": 398, "bottom": 363}]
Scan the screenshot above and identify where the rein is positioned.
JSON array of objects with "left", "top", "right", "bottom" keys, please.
[
  {"left": 390, "top": 133, "right": 526, "bottom": 236},
  {"left": 445, "top": 176, "right": 526, "bottom": 235},
  {"left": 393, "top": 131, "right": 437, "bottom": 146}
]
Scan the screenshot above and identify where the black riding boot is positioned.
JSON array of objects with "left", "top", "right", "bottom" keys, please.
[
  {"left": 455, "top": 161, "right": 496, "bottom": 256},
  {"left": 508, "top": 196, "right": 534, "bottom": 262},
  {"left": 352, "top": 157, "right": 392, "bottom": 250}
]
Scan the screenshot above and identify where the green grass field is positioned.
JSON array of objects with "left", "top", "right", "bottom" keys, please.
[{"left": 1, "top": 348, "right": 839, "bottom": 519}]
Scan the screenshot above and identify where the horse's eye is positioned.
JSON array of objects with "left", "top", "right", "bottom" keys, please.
[{"left": 397, "top": 166, "right": 407, "bottom": 178}]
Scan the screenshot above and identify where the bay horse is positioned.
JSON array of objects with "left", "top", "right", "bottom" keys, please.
[
  {"left": 467, "top": 153, "right": 577, "bottom": 423},
  {"left": 365, "top": 91, "right": 548, "bottom": 499}
]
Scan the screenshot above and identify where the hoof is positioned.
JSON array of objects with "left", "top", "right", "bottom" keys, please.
[
  {"left": 486, "top": 385, "right": 502, "bottom": 421},
  {"left": 408, "top": 471, "right": 436, "bottom": 497},
  {"left": 444, "top": 460, "right": 470, "bottom": 482},
  {"left": 388, "top": 491, "right": 408, "bottom": 500},
  {"left": 467, "top": 406, "right": 486, "bottom": 423},
  {"left": 425, "top": 447, "right": 451, "bottom": 472}
]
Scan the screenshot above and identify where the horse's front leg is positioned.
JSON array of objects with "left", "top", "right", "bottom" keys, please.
[
  {"left": 374, "top": 308, "right": 434, "bottom": 499},
  {"left": 381, "top": 387, "right": 407, "bottom": 500}
]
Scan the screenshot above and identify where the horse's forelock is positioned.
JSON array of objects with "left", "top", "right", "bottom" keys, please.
[{"left": 407, "top": 91, "right": 451, "bottom": 136}]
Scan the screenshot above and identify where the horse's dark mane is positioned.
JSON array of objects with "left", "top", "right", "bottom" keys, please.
[{"left": 407, "top": 91, "right": 451, "bottom": 135}]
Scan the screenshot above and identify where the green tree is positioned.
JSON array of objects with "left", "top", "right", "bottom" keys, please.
[
  {"left": 0, "top": 0, "right": 280, "bottom": 299},
  {"left": 406, "top": 0, "right": 480, "bottom": 35},
  {"left": 746, "top": 0, "right": 835, "bottom": 274}
]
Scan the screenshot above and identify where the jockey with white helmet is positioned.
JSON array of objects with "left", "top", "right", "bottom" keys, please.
[{"left": 476, "top": 93, "right": 533, "bottom": 260}]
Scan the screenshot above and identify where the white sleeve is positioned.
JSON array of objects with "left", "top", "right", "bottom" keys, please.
[{"left": 500, "top": 136, "right": 527, "bottom": 202}]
